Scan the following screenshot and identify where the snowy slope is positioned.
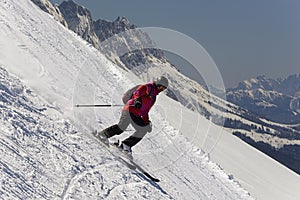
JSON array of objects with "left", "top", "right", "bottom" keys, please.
[
  {"left": 0, "top": 66, "right": 171, "bottom": 199},
  {"left": 0, "top": 0, "right": 253, "bottom": 199}
]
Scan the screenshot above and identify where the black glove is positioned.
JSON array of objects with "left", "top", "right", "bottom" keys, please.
[{"left": 134, "top": 97, "right": 142, "bottom": 109}]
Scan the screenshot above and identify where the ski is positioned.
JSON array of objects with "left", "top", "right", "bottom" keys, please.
[
  {"left": 129, "top": 159, "right": 160, "bottom": 182},
  {"left": 92, "top": 131, "right": 160, "bottom": 182},
  {"left": 92, "top": 131, "right": 136, "bottom": 169},
  {"left": 114, "top": 148, "right": 160, "bottom": 182}
]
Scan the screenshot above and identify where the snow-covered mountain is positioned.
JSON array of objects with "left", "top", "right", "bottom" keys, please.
[
  {"left": 40, "top": 0, "right": 300, "bottom": 176},
  {"left": 227, "top": 75, "right": 300, "bottom": 124},
  {"left": 1, "top": 0, "right": 300, "bottom": 199},
  {"left": 225, "top": 75, "right": 300, "bottom": 174},
  {"left": 56, "top": 0, "right": 168, "bottom": 72},
  {"left": 58, "top": 0, "right": 99, "bottom": 47}
]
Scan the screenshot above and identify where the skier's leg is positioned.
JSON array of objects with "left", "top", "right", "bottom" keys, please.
[
  {"left": 121, "top": 133, "right": 146, "bottom": 147},
  {"left": 102, "top": 124, "right": 123, "bottom": 138},
  {"left": 117, "top": 110, "right": 131, "bottom": 132},
  {"left": 122, "top": 116, "right": 148, "bottom": 147},
  {"left": 102, "top": 110, "right": 131, "bottom": 138}
]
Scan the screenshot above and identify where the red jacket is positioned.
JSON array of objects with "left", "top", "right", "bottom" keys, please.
[{"left": 123, "top": 82, "right": 160, "bottom": 124}]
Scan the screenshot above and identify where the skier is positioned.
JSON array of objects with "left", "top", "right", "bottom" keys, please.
[{"left": 95, "top": 76, "right": 169, "bottom": 156}]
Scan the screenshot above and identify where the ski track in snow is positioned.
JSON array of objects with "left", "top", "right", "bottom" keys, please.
[{"left": 0, "top": 0, "right": 254, "bottom": 199}]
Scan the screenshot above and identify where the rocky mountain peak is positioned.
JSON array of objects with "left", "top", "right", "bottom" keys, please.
[
  {"left": 234, "top": 73, "right": 300, "bottom": 98},
  {"left": 58, "top": 0, "right": 99, "bottom": 47},
  {"left": 236, "top": 75, "right": 280, "bottom": 91},
  {"left": 94, "top": 16, "right": 136, "bottom": 42},
  {"left": 59, "top": 0, "right": 91, "bottom": 17},
  {"left": 115, "top": 16, "right": 137, "bottom": 29},
  {"left": 115, "top": 16, "right": 131, "bottom": 25},
  {"left": 31, "top": 0, "right": 68, "bottom": 27},
  {"left": 279, "top": 73, "right": 300, "bottom": 97}
]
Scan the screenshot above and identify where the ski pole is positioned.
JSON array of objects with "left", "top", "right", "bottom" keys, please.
[{"left": 74, "top": 104, "right": 123, "bottom": 107}]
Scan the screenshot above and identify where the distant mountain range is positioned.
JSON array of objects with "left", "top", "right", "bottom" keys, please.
[
  {"left": 227, "top": 74, "right": 300, "bottom": 124},
  {"left": 32, "top": 0, "right": 300, "bottom": 175}
]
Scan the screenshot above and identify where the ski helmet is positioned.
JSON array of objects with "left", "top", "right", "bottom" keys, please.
[{"left": 155, "top": 76, "right": 169, "bottom": 88}]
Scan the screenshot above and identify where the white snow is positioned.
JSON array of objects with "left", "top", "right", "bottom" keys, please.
[{"left": 0, "top": 0, "right": 299, "bottom": 199}]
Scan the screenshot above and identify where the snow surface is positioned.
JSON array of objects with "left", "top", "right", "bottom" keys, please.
[{"left": 0, "top": 0, "right": 298, "bottom": 199}]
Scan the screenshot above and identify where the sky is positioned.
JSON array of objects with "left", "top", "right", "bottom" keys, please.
[{"left": 49, "top": 0, "right": 300, "bottom": 88}]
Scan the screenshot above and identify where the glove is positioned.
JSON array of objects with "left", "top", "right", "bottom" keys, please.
[{"left": 134, "top": 97, "right": 142, "bottom": 109}]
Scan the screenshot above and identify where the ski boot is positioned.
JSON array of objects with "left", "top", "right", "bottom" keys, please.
[
  {"left": 113, "top": 140, "right": 133, "bottom": 159},
  {"left": 93, "top": 130, "right": 109, "bottom": 146}
]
